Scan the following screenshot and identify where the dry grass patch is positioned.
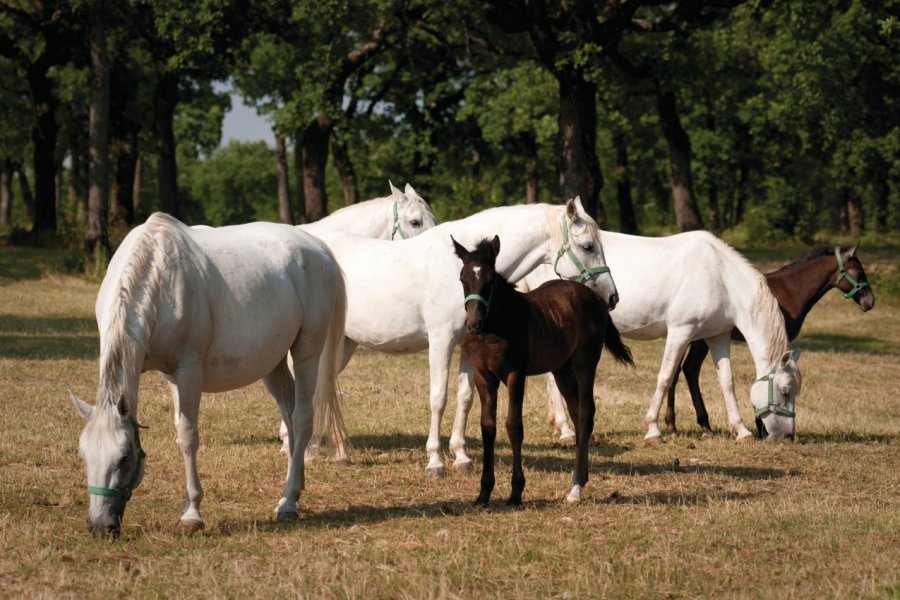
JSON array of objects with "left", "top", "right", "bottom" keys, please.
[{"left": 1, "top": 250, "right": 898, "bottom": 599}]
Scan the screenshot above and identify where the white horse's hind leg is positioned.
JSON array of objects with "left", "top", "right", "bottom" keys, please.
[
  {"left": 169, "top": 371, "right": 205, "bottom": 532},
  {"left": 706, "top": 334, "right": 753, "bottom": 441},
  {"left": 546, "top": 373, "right": 576, "bottom": 444},
  {"left": 448, "top": 349, "right": 473, "bottom": 472},
  {"left": 643, "top": 333, "right": 691, "bottom": 443},
  {"left": 425, "top": 336, "right": 455, "bottom": 478},
  {"left": 263, "top": 359, "right": 297, "bottom": 471}
]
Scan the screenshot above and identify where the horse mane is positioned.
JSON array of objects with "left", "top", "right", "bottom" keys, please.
[
  {"left": 97, "top": 213, "right": 191, "bottom": 408},
  {"left": 769, "top": 245, "right": 849, "bottom": 275},
  {"left": 703, "top": 234, "right": 790, "bottom": 363}
]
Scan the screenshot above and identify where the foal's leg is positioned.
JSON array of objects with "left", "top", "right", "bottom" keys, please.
[
  {"left": 546, "top": 373, "right": 576, "bottom": 444},
  {"left": 505, "top": 371, "right": 526, "bottom": 506},
  {"left": 554, "top": 363, "right": 596, "bottom": 504},
  {"left": 168, "top": 366, "right": 205, "bottom": 533},
  {"left": 643, "top": 332, "right": 691, "bottom": 443},
  {"left": 474, "top": 370, "right": 499, "bottom": 506},
  {"left": 706, "top": 333, "right": 753, "bottom": 442},
  {"left": 448, "top": 348, "right": 474, "bottom": 472},
  {"left": 424, "top": 335, "right": 456, "bottom": 478}
]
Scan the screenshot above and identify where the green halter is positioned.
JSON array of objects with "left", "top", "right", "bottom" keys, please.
[
  {"left": 87, "top": 448, "right": 146, "bottom": 499},
  {"left": 390, "top": 201, "right": 408, "bottom": 240},
  {"left": 553, "top": 215, "right": 610, "bottom": 284},
  {"left": 834, "top": 247, "right": 869, "bottom": 299},
  {"left": 754, "top": 363, "right": 795, "bottom": 419},
  {"left": 464, "top": 286, "right": 493, "bottom": 312}
]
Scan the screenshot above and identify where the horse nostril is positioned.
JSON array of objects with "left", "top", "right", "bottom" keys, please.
[{"left": 608, "top": 293, "right": 619, "bottom": 311}]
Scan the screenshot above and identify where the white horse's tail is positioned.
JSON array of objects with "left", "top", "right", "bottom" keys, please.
[{"left": 311, "top": 266, "right": 352, "bottom": 463}]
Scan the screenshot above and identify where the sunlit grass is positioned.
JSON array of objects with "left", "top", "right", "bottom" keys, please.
[{"left": 0, "top": 248, "right": 898, "bottom": 598}]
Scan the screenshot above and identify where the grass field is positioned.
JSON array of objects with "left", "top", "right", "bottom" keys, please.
[{"left": 1, "top": 245, "right": 898, "bottom": 598}]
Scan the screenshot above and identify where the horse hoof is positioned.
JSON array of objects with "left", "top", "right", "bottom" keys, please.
[
  {"left": 276, "top": 511, "right": 300, "bottom": 522},
  {"left": 558, "top": 434, "right": 576, "bottom": 447},
  {"left": 175, "top": 519, "right": 204, "bottom": 535},
  {"left": 565, "top": 486, "right": 583, "bottom": 504},
  {"left": 425, "top": 465, "right": 446, "bottom": 479},
  {"left": 452, "top": 460, "right": 473, "bottom": 474},
  {"left": 506, "top": 497, "right": 523, "bottom": 507},
  {"left": 735, "top": 433, "right": 755, "bottom": 444},
  {"left": 644, "top": 435, "right": 662, "bottom": 447},
  {"left": 473, "top": 497, "right": 490, "bottom": 508},
  {"left": 332, "top": 457, "right": 352, "bottom": 466},
  {"left": 700, "top": 430, "right": 713, "bottom": 440}
]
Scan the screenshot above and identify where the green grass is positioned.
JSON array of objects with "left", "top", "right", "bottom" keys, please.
[{"left": 1, "top": 248, "right": 898, "bottom": 598}]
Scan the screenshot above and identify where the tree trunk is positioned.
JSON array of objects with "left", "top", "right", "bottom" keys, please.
[
  {"left": 16, "top": 166, "right": 35, "bottom": 222},
  {"left": 293, "top": 134, "right": 306, "bottom": 224},
  {"left": 153, "top": 72, "right": 179, "bottom": 217},
  {"left": 557, "top": 72, "right": 605, "bottom": 223},
  {"left": 522, "top": 134, "right": 538, "bottom": 204},
  {"left": 28, "top": 61, "right": 59, "bottom": 235},
  {"left": 112, "top": 126, "right": 138, "bottom": 225},
  {"left": 132, "top": 153, "right": 142, "bottom": 218},
  {"left": 0, "top": 160, "right": 12, "bottom": 227},
  {"left": 301, "top": 112, "right": 331, "bottom": 223},
  {"left": 846, "top": 189, "right": 864, "bottom": 239},
  {"left": 275, "top": 133, "right": 293, "bottom": 225},
  {"left": 613, "top": 133, "right": 638, "bottom": 234},
  {"left": 85, "top": 9, "right": 112, "bottom": 262},
  {"left": 68, "top": 148, "right": 88, "bottom": 224},
  {"left": 330, "top": 130, "right": 358, "bottom": 206},
  {"left": 657, "top": 89, "right": 702, "bottom": 232}
]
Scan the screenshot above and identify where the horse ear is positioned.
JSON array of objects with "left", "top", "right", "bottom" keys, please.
[
  {"left": 847, "top": 243, "right": 858, "bottom": 257},
  {"left": 781, "top": 349, "right": 800, "bottom": 366},
  {"left": 566, "top": 196, "right": 585, "bottom": 221},
  {"left": 490, "top": 235, "right": 500, "bottom": 258},
  {"left": 451, "top": 236, "right": 469, "bottom": 260},
  {"left": 116, "top": 394, "right": 130, "bottom": 419},
  {"left": 790, "top": 348, "right": 801, "bottom": 363},
  {"left": 404, "top": 183, "right": 418, "bottom": 199},
  {"left": 70, "top": 390, "right": 93, "bottom": 420},
  {"left": 388, "top": 180, "right": 405, "bottom": 201}
]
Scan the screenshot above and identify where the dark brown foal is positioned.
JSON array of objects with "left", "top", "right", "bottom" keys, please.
[
  {"left": 454, "top": 235, "right": 632, "bottom": 506},
  {"left": 665, "top": 245, "right": 874, "bottom": 437}
]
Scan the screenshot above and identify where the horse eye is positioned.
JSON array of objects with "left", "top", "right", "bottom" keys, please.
[
  {"left": 411, "top": 220, "right": 421, "bottom": 228},
  {"left": 582, "top": 243, "right": 594, "bottom": 252}
]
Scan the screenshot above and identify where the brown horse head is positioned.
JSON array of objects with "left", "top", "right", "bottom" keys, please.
[
  {"left": 837, "top": 244, "right": 874, "bottom": 311},
  {"left": 453, "top": 235, "right": 501, "bottom": 335}
]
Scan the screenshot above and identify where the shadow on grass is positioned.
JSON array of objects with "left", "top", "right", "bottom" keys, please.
[
  {"left": 794, "top": 333, "right": 898, "bottom": 355},
  {"left": 797, "top": 431, "right": 898, "bottom": 444},
  {"left": 0, "top": 315, "right": 97, "bottom": 360}
]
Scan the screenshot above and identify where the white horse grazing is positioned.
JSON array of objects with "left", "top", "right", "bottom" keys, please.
[
  {"left": 71, "top": 213, "right": 347, "bottom": 536},
  {"left": 277, "top": 180, "right": 436, "bottom": 455},
  {"left": 315, "top": 197, "right": 618, "bottom": 476},
  {"left": 523, "top": 230, "right": 801, "bottom": 443},
  {"left": 300, "top": 181, "right": 436, "bottom": 241}
]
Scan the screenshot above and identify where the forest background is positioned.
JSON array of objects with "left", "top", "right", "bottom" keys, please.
[{"left": 0, "top": 0, "right": 898, "bottom": 266}]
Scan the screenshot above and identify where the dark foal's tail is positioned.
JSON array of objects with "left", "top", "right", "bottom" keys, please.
[{"left": 603, "top": 318, "right": 634, "bottom": 367}]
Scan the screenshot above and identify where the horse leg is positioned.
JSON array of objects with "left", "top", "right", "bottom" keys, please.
[
  {"left": 275, "top": 340, "right": 322, "bottom": 519},
  {"left": 449, "top": 348, "right": 474, "bottom": 472},
  {"left": 263, "top": 358, "right": 296, "bottom": 472},
  {"left": 552, "top": 364, "right": 592, "bottom": 503},
  {"left": 474, "top": 370, "right": 499, "bottom": 506},
  {"left": 505, "top": 372, "right": 526, "bottom": 506},
  {"left": 706, "top": 333, "right": 753, "bottom": 442},
  {"left": 168, "top": 369, "right": 205, "bottom": 533},
  {"left": 664, "top": 369, "right": 679, "bottom": 437},
  {"left": 425, "top": 337, "right": 455, "bottom": 478},
  {"left": 546, "top": 373, "right": 576, "bottom": 445},
  {"left": 683, "top": 341, "right": 714, "bottom": 437},
  {"left": 643, "top": 333, "right": 691, "bottom": 443}
]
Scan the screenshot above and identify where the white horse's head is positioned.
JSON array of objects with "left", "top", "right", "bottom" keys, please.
[
  {"left": 388, "top": 181, "right": 437, "bottom": 240},
  {"left": 554, "top": 197, "right": 619, "bottom": 310},
  {"left": 751, "top": 349, "right": 802, "bottom": 442},
  {"left": 71, "top": 391, "right": 145, "bottom": 537}
]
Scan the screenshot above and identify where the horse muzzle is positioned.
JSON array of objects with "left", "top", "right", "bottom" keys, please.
[
  {"left": 87, "top": 515, "right": 122, "bottom": 538},
  {"left": 607, "top": 292, "right": 619, "bottom": 311}
]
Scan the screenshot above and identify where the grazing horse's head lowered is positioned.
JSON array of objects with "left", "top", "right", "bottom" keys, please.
[
  {"left": 72, "top": 391, "right": 144, "bottom": 537},
  {"left": 751, "top": 349, "right": 802, "bottom": 442}
]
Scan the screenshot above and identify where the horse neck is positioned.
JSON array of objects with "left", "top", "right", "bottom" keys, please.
[
  {"left": 302, "top": 198, "right": 388, "bottom": 238},
  {"left": 732, "top": 276, "right": 790, "bottom": 377},
  {"left": 467, "top": 206, "right": 554, "bottom": 283},
  {"left": 765, "top": 255, "right": 836, "bottom": 340},
  {"left": 483, "top": 281, "right": 525, "bottom": 335}
]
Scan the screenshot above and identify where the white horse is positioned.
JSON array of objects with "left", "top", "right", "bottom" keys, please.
[
  {"left": 315, "top": 197, "right": 619, "bottom": 476},
  {"left": 300, "top": 181, "right": 436, "bottom": 241},
  {"left": 523, "top": 230, "right": 801, "bottom": 444},
  {"left": 71, "top": 213, "right": 347, "bottom": 536},
  {"left": 277, "top": 181, "right": 437, "bottom": 455}
]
